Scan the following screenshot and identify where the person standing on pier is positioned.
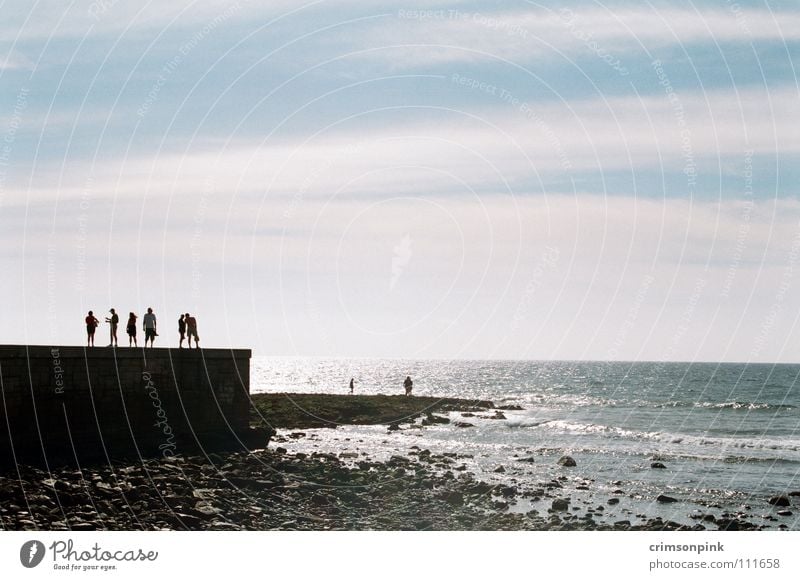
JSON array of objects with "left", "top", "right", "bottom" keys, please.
[
  {"left": 143, "top": 308, "right": 158, "bottom": 348},
  {"left": 186, "top": 313, "right": 199, "bottom": 348},
  {"left": 85, "top": 311, "right": 99, "bottom": 347},
  {"left": 106, "top": 308, "right": 119, "bottom": 347},
  {"left": 126, "top": 312, "right": 138, "bottom": 347},
  {"left": 178, "top": 314, "right": 186, "bottom": 348}
]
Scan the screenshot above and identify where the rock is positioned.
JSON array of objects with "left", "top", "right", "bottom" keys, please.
[
  {"left": 551, "top": 498, "right": 569, "bottom": 511},
  {"left": 493, "top": 466, "right": 506, "bottom": 473},
  {"left": 454, "top": 422, "right": 474, "bottom": 428},
  {"left": 274, "top": 447, "right": 288, "bottom": 455},
  {"left": 651, "top": 462, "right": 666, "bottom": 469},
  {"left": 387, "top": 424, "right": 400, "bottom": 431},
  {"left": 489, "top": 411, "right": 506, "bottom": 420},
  {"left": 788, "top": 491, "right": 800, "bottom": 497},
  {"left": 657, "top": 495, "right": 678, "bottom": 503},
  {"left": 607, "top": 498, "right": 620, "bottom": 505},
  {"left": 557, "top": 456, "right": 576, "bottom": 467},
  {"left": 437, "top": 491, "right": 464, "bottom": 507},
  {"left": 516, "top": 457, "right": 535, "bottom": 463},
  {"left": 423, "top": 413, "right": 450, "bottom": 425},
  {"left": 497, "top": 404, "right": 524, "bottom": 411},
  {"left": 777, "top": 510, "right": 793, "bottom": 517},
  {"left": 768, "top": 496, "right": 790, "bottom": 507}
]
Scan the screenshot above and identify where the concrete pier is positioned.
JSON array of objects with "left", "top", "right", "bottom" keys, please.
[{"left": 0, "top": 345, "right": 255, "bottom": 465}]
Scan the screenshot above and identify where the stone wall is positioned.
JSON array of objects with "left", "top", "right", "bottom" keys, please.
[{"left": 0, "top": 345, "right": 253, "bottom": 465}]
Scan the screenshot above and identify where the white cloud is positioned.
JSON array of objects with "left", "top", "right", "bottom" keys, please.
[
  {"left": 4, "top": 83, "right": 794, "bottom": 207},
  {"left": 358, "top": 6, "right": 800, "bottom": 67}
]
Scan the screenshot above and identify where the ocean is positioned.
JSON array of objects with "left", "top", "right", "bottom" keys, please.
[{"left": 251, "top": 358, "right": 800, "bottom": 529}]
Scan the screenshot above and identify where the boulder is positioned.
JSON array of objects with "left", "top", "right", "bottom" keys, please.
[
  {"left": 454, "top": 422, "right": 474, "bottom": 428},
  {"left": 651, "top": 462, "right": 666, "bottom": 469},
  {"left": 516, "top": 456, "right": 536, "bottom": 463},
  {"left": 657, "top": 495, "right": 678, "bottom": 503},
  {"left": 557, "top": 456, "right": 577, "bottom": 467},
  {"left": 551, "top": 498, "right": 569, "bottom": 511},
  {"left": 607, "top": 498, "right": 620, "bottom": 505},
  {"left": 493, "top": 466, "right": 506, "bottom": 473},
  {"left": 769, "top": 496, "right": 791, "bottom": 507}
]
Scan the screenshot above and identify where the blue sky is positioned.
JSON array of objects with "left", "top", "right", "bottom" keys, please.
[{"left": 0, "top": 0, "right": 798, "bottom": 361}]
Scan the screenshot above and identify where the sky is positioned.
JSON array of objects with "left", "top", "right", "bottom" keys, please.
[{"left": 0, "top": 0, "right": 798, "bottom": 361}]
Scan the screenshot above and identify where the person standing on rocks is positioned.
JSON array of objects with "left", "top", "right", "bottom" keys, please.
[
  {"left": 178, "top": 314, "right": 186, "bottom": 348},
  {"left": 404, "top": 376, "right": 413, "bottom": 396},
  {"left": 349, "top": 378, "right": 355, "bottom": 394},
  {"left": 85, "top": 311, "right": 100, "bottom": 347},
  {"left": 105, "top": 308, "right": 119, "bottom": 347},
  {"left": 126, "top": 312, "right": 138, "bottom": 347},
  {"left": 143, "top": 308, "right": 158, "bottom": 348}
]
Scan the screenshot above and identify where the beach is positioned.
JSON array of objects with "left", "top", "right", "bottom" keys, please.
[{"left": 2, "top": 391, "right": 797, "bottom": 531}]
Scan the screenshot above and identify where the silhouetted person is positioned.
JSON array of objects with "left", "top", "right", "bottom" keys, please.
[
  {"left": 105, "top": 308, "right": 119, "bottom": 347},
  {"left": 349, "top": 378, "right": 354, "bottom": 394},
  {"left": 178, "top": 314, "right": 186, "bottom": 348},
  {"left": 185, "top": 313, "right": 199, "bottom": 348},
  {"left": 143, "top": 308, "right": 157, "bottom": 348},
  {"left": 85, "top": 311, "right": 99, "bottom": 347},
  {"left": 404, "top": 376, "right": 413, "bottom": 396},
  {"left": 126, "top": 312, "right": 138, "bottom": 347}
]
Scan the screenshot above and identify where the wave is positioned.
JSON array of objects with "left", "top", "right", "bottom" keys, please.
[
  {"left": 519, "top": 418, "right": 800, "bottom": 454},
  {"left": 654, "top": 401, "right": 796, "bottom": 411}
]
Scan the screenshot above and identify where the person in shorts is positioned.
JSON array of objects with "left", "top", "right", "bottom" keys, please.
[
  {"left": 85, "top": 311, "right": 99, "bottom": 347},
  {"left": 143, "top": 308, "right": 158, "bottom": 348},
  {"left": 185, "top": 313, "right": 199, "bottom": 348}
]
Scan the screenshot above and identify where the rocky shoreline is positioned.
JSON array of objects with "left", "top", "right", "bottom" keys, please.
[{"left": 1, "top": 394, "right": 795, "bottom": 531}]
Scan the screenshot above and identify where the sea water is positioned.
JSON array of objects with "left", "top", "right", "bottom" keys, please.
[{"left": 251, "top": 358, "right": 800, "bottom": 529}]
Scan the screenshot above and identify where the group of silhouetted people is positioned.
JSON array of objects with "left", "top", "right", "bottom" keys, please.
[
  {"left": 84, "top": 308, "right": 197, "bottom": 349},
  {"left": 347, "top": 375, "right": 414, "bottom": 396}
]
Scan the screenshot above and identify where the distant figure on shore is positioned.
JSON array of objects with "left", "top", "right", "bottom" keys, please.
[
  {"left": 85, "top": 311, "right": 99, "bottom": 347},
  {"left": 404, "top": 376, "right": 413, "bottom": 396},
  {"left": 185, "top": 313, "right": 199, "bottom": 348},
  {"left": 178, "top": 314, "right": 186, "bottom": 348},
  {"left": 143, "top": 308, "right": 157, "bottom": 348},
  {"left": 126, "top": 312, "right": 138, "bottom": 347},
  {"left": 349, "top": 378, "right": 354, "bottom": 394},
  {"left": 105, "top": 308, "right": 119, "bottom": 347}
]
